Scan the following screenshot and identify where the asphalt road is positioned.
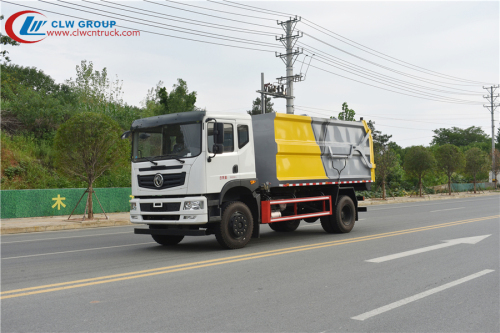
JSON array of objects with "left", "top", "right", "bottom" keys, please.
[{"left": 2, "top": 195, "right": 499, "bottom": 332}]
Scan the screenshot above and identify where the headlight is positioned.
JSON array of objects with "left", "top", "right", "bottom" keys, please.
[
  {"left": 183, "top": 201, "right": 204, "bottom": 210},
  {"left": 130, "top": 202, "right": 137, "bottom": 211}
]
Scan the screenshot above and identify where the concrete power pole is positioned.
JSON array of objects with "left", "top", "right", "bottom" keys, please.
[
  {"left": 256, "top": 17, "right": 304, "bottom": 115},
  {"left": 483, "top": 85, "right": 500, "bottom": 186},
  {"left": 276, "top": 17, "right": 302, "bottom": 114},
  {"left": 261, "top": 73, "right": 265, "bottom": 114}
]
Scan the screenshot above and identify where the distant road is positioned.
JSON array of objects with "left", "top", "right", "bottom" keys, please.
[{"left": 2, "top": 195, "right": 499, "bottom": 332}]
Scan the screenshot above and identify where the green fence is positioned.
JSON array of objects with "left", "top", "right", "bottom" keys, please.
[
  {"left": 0, "top": 188, "right": 132, "bottom": 219},
  {"left": 450, "top": 183, "right": 486, "bottom": 192}
]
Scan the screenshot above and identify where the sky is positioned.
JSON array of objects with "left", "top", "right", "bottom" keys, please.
[{"left": 1, "top": 1, "right": 499, "bottom": 148}]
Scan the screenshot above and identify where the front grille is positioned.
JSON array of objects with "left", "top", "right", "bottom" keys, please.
[
  {"left": 140, "top": 203, "right": 181, "bottom": 212},
  {"left": 138, "top": 172, "right": 186, "bottom": 190},
  {"left": 142, "top": 215, "right": 180, "bottom": 221}
]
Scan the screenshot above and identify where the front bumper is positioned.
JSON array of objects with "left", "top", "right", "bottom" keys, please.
[{"left": 130, "top": 196, "right": 208, "bottom": 225}]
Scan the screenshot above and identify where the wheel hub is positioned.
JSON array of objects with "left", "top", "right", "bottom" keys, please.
[
  {"left": 341, "top": 206, "right": 352, "bottom": 226},
  {"left": 230, "top": 213, "right": 248, "bottom": 237}
]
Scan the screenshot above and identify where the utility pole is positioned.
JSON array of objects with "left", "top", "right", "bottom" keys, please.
[
  {"left": 276, "top": 17, "right": 302, "bottom": 114},
  {"left": 483, "top": 85, "right": 500, "bottom": 187},
  {"left": 256, "top": 17, "right": 303, "bottom": 114},
  {"left": 261, "top": 73, "right": 265, "bottom": 114}
]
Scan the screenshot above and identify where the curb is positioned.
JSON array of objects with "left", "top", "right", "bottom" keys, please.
[
  {"left": 359, "top": 192, "right": 499, "bottom": 206},
  {"left": 1, "top": 219, "right": 132, "bottom": 235}
]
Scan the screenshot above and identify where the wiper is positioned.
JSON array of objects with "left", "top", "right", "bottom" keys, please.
[
  {"left": 147, "top": 155, "right": 185, "bottom": 164},
  {"left": 144, "top": 157, "right": 158, "bottom": 166},
  {"left": 164, "top": 155, "right": 185, "bottom": 164}
]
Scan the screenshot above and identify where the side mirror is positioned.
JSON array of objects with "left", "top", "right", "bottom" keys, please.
[
  {"left": 121, "top": 131, "right": 131, "bottom": 139},
  {"left": 212, "top": 144, "right": 224, "bottom": 154},
  {"left": 214, "top": 123, "right": 224, "bottom": 145},
  {"left": 139, "top": 133, "right": 151, "bottom": 140}
]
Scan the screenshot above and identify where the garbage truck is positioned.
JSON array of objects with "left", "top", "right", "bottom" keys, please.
[{"left": 123, "top": 111, "right": 375, "bottom": 249}]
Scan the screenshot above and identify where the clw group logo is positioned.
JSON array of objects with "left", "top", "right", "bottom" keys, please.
[
  {"left": 5, "top": 10, "right": 47, "bottom": 43},
  {"left": 4, "top": 10, "right": 139, "bottom": 42}
]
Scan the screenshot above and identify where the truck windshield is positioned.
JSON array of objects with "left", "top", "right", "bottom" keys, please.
[{"left": 132, "top": 122, "right": 201, "bottom": 162}]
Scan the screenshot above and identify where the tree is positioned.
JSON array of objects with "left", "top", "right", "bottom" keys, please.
[
  {"left": 247, "top": 96, "right": 274, "bottom": 115},
  {"left": 403, "top": 146, "right": 436, "bottom": 196},
  {"left": 431, "top": 126, "right": 489, "bottom": 147},
  {"left": 435, "top": 144, "right": 465, "bottom": 195},
  {"left": 0, "top": 15, "right": 20, "bottom": 63},
  {"left": 160, "top": 78, "right": 197, "bottom": 114},
  {"left": 367, "top": 120, "right": 392, "bottom": 154},
  {"left": 465, "top": 148, "right": 489, "bottom": 193},
  {"left": 337, "top": 102, "right": 355, "bottom": 121},
  {"left": 142, "top": 79, "right": 197, "bottom": 116},
  {"left": 496, "top": 127, "right": 500, "bottom": 150},
  {"left": 375, "top": 147, "right": 398, "bottom": 199},
  {"left": 489, "top": 149, "right": 500, "bottom": 188},
  {"left": 1, "top": 63, "right": 78, "bottom": 138},
  {"left": 54, "top": 112, "right": 128, "bottom": 219},
  {"left": 66, "top": 60, "right": 123, "bottom": 113}
]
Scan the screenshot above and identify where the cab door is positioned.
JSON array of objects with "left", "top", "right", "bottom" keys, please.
[{"left": 206, "top": 120, "right": 239, "bottom": 193}]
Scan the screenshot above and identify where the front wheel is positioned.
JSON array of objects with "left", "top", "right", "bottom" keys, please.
[
  {"left": 215, "top": 201, "right": 254, "bottom": 249},
  {"left": 151, "top": 234, "right": 184, "bottom": 246},
  {"left": 320, "top": 195, "right": 355, "bottom": 233},
  {"left": 149, "top": 225, "right": 184, "bottom": 245}
]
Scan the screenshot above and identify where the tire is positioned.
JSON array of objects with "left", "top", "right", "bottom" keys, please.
[
  {"left": 151, "top": 234, "right": 184, "bottom": 246},
  {"left": 215, "top": 201, "right": 254, "bottom": 249},
  {"left": 269, "top": 219, "right": 301, "bottom": 232},
  {"left": 320, "top": 195, "right": 355, "bottom": 233},
  {"left": 149, "top": 225, "right": 184, "bottom": 245}
]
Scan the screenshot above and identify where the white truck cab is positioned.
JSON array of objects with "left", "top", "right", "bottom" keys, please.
[{"left": 128, "top": 111, "right": 258, "bottom": 245}]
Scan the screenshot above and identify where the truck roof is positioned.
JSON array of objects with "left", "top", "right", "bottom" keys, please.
[{"left": 130, "top": 111, "right": 253, "bottom": 130}]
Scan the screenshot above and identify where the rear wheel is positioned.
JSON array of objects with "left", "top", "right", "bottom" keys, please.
[
  {"left": 215, "top": 201, "right": 254, "bottom": 249},
  {"left": 320, "top": 195, "right": 355, "bottom": 233},
  {"left": 269, "top": 219, "right": 300, "bottom": 232}
]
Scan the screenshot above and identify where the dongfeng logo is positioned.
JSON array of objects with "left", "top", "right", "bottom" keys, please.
[
  {"left": 153, "top": 174, "right": 164, "bottom": 188},
  {"left": 5, "top": 10, "right": 47, "bottom": 43}
]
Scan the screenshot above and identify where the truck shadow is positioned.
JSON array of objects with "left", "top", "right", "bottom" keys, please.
[{"left": 137, "top": 222, "right": 351, "bottom": 254}]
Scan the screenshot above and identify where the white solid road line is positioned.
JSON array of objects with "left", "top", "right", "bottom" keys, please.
[
  {"left": 2, "top": 242, "right": 155, "bottom": 260},
  {"left": 368, "top": 196, "right": 498, "bottom": 211},
  {"left": 2, "top": 231, "right": 133, "bottom": 244},
  {"left": 351, "top": 269, "right": 495, "bottom": 321},
  {"left": 366, "top": 235, "right": 491, "bottom": 263},
  {"left": 429, "top": 207, "right": 465, "bottom": 213}
]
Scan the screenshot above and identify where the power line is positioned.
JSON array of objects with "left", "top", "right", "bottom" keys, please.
[
  {"left": 219, "top": 1, "right": 493, "bottom": 85},
  {"left": 294, "top": 106, "right": 491, "bottom": 120},
  {"left": 296, "top": 105, "right": 482, "bottom": 127},
  {"left": 308, "top": 58, "right": 483, "bottom": 104},
  {"left": 143, "top": 0, "right": 282, "bottom": 30},
  {"left": 294, "top": 107, "right": 435, "bottom": 131},
  {"left": 306, "top": 62, "right": 483, "bottom": 105},
  {"left": 300, "top": 19, "right": 493, "bottom": 85},
  {"left": 222, "top": 0, "right": 295, "bottom": 17},
  {"left": 96, "top": 0, "right": 277, "bottom": 36},
  {"left": 302, "top": 33, "right": 485, "bottom": 87},
  {"left": 42, "top": 0, "right": 281, "bottom": 49},
  {"left": 207, "top": 0, "right": 289, "bottom": 18},
  {"left": 299, "top": 42, "right": 483, "bottom": 95},
  {"left": 3, "top": 1, "right": 278, "bottom": 53},
  {"left": 163, "top": 0, "right": 277, "bottom": 21},
  {"left": 294, "top": 105, "right": 482, "bottom": 127},
  {"left": 304, "top": 51, "right": 483, "bottom": 98}
]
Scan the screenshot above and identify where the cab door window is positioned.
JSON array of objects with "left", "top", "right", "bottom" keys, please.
[
  {"left": 207, "top": 122, "right": 234, "bottom": 153},
  {"left": 237, "top": 125, "right": 249, "bottom": 149}
]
